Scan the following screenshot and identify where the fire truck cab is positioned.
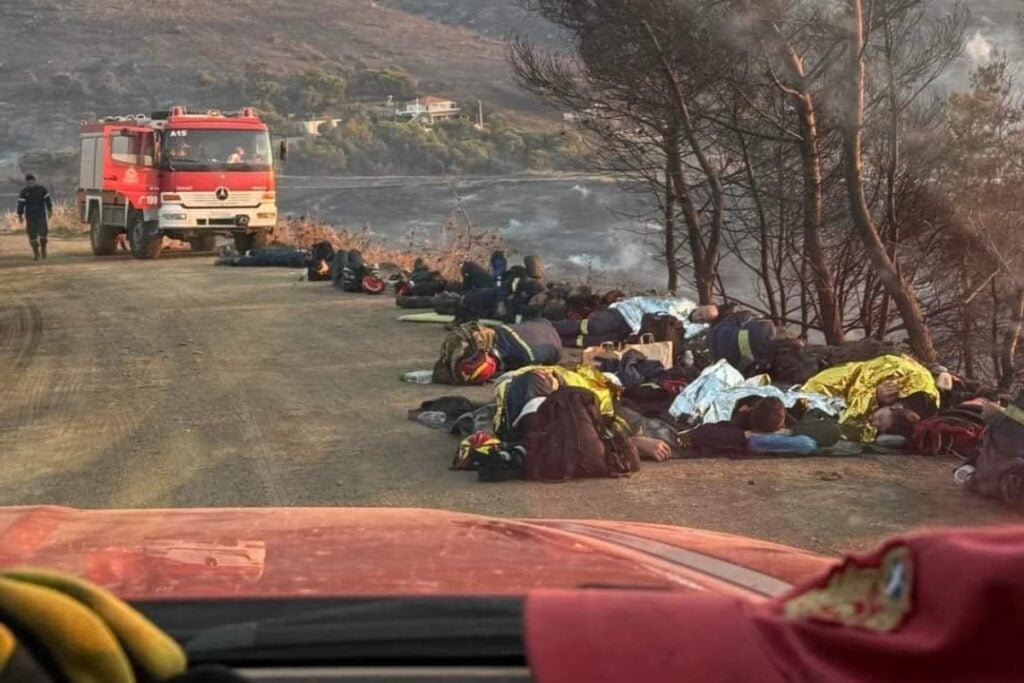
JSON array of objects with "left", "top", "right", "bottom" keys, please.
[{"left": 77, "top": 106, "right": 280, "bottom": 259}]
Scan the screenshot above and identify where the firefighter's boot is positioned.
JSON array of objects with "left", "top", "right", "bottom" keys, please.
[
  {"left": 40, "top": 239, "right": 48, "bottom": 260},
  {"left": 30, "top": 240, "right": 40, "bottom": 261}
]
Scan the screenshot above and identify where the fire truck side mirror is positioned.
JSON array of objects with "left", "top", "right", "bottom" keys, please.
[{"left": 279, "top": 140, "right": 289, "bottom": 162}]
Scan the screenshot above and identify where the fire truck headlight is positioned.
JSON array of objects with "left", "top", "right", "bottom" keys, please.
[
  {"left": 257, "top": 212, "right": 277, "bottom": 220},
  {"left": 162, "top": 213, "right": 188, "bottom": 221}
]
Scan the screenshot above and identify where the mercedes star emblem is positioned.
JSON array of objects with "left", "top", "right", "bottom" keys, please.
[{"left": 215, "top": 187, "right": 230, "bottom": 201}]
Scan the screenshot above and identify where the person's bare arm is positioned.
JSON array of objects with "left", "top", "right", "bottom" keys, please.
[
  {"left": 980, "top": 399, "right": 1006, "bottom": 423},
  {"left": 631, "top": 436, "right": 673, "bottom": 462},
  {"left": 876, "top": 380, "right": 901, "bottom": 406}
]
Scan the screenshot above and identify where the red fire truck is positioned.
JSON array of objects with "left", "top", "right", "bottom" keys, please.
[{"left": 77, "top": 106, "right": 283, "bottom": 259}]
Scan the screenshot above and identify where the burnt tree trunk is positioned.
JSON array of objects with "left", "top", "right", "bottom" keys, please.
[
  {"left": 771, "top": 33, "right": 845, "bottom": 344},
  {"left": 839, "top": 0, "right": 937, "bottom": 363},
  {"left": 663, "top": 172, "right": 679, "bottom": 295},
  {"left": 990, "top": 279, "right": 1002, "bottom": 380},
  {"left": 737, "top": 128, "right": 780, "bottom": 321},
  {"left": 666, "top": 133, "right": 712, "bottom": 303},
  {"left": 644, "top": 20, "right": 722, "bottom": 305},
  {"left": 961, "top": 261, "right": 975, "bottom": 378},
  {"left": 795, "top": 92, "right": 844, "bottom": 344},
  {"left": 999, "top": 286, "right": 1024, "bottom": 390}
]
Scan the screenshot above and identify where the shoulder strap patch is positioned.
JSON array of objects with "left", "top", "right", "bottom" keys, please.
[{"left": 781, "top": 545, "right": 913, "bottom": 632}]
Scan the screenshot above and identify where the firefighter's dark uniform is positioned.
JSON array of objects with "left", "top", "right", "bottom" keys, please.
[
  {"left": 17, "top": 183, "right": 53, "bottom": 259},
  {"left": 554, "top": 308, "right": 632, "bottom": 348},
  {"left": 707, "top": 311, "right": 777, "bottom": 372},
  {"left": 492, "top": 319, "right": 563, "bottom": 372},
  {"left": 501, "top": 274, "right": 546, "bottom": 323}
]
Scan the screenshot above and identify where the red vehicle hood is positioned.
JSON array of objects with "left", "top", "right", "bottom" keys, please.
[{"left": 0, "top": 507, "right": 832, "bottom": 601}]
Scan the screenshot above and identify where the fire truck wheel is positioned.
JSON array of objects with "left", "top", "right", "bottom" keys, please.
[
  {"left": 129, "top": 213, "right": 163, "bottom": 260},
  {"left": 189, "top": 234, "right": 217, "bottom": 252},
  {"left": 233, "top": 230, "right": 270, "bottom": 254},
  {"left": 89, "top": 210, "right": 117, "bottom": 256}
]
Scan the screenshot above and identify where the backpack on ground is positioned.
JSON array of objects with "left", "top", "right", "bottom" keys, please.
[
  {"left": 684, "top": 423, "right": 748, "bottom": 458},
  {"left": 340, "top": 249, "right": 366, "bottom": 292},
  {"left": 910, "top": 410, "right": 987, "bottom": 458},
  {"left": 433, "top": 322, "right": 498, "bottom": 385},
  {"left": 331, "top": 250, "right": 348, "bottom": 290},
  {"left": 307, "top": 240, "right": 336, "bottom": 282},
  {"left": 310, "top": 240, "right": 335, "bottom": 263},
  {"left": 524, "top": 387, "right": 640, "bottom": 482}
]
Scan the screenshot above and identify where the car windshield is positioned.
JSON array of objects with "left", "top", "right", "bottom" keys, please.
[
  {"left": 163, "top": 129, "right": 272, "bottom": 171},
  {"left": 2, "top": 0, "right": 1023, "bottom": 676}
]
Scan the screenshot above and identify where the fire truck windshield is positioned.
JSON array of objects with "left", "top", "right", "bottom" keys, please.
[{"left": 162, "top": 129, "right": 272, "bottom": 171}]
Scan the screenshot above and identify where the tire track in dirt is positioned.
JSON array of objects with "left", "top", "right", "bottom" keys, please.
[
  {"left": 0, "top": 265, "right": 164, "bottom": 504},
  {"left": 152, "top": 278, "right": 290, "bottom": 507},
  {"left": 0, "top": 299, "right": 45, "bottom": 429},
  {"left": 75, "top": 258, "right": 293, "bottom": 507},
  {"left": 0, "top": 300, "right": 43, "bottom": 372}
]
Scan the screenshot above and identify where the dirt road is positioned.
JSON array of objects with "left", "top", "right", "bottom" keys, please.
[{"left": 0, "top": 234, "right": 1016, "bottom": 554}]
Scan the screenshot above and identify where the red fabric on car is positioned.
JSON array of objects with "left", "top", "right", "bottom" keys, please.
[{"left": 526, "top": 526, "right": 1024, "bottom": 682}]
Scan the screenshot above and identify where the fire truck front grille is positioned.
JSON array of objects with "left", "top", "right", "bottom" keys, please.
[
  {"left": 180, "top": 191, "right": 264, "bottom": 208},
  {"left": 197, "top": 218, "right": 241, "bottom": 227}
]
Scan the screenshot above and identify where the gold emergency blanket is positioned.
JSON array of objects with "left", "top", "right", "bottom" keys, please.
[{"left": 801, "top": 354, "right": 939, "bottom": 441}]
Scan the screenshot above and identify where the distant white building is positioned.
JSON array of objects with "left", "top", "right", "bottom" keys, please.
[
  {"left": 395, "top": 96, "right": 461, "bottom": 124},
  {"left": 562, "top": 109, "right": 607, "bottom": 131},
  {"left": 293, "top": 118, "right": 343, "bottom": 137}
]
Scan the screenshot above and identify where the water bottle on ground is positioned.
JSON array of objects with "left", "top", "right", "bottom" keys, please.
[
  {"left": 417, "top": 411, "right": 448, "bottom": 429},
  {"left": 953, "top": 464, "right": 976, "bottom": 489},
  {"left": 402, "top": 370, "right": 433, "bottom": 384}
]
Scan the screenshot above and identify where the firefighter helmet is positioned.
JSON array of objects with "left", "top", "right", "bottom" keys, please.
[{"left": 457, "top": 353, "right": 498, "bottom": 385}]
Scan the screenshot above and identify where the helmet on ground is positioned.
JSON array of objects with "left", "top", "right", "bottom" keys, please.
[
  {"left": 362, "top": 275, "right": 386, "bottom": 294},
  {"left": 453, "top": 431, "right": 503, "bottom": 470},
  {"left": 457, "top": 352, "right": 498, "bottom": 385}
]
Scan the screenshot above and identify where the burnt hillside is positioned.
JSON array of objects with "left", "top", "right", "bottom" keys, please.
[{"left": 0, "top": 0, "right": 553, "bottom": 154}]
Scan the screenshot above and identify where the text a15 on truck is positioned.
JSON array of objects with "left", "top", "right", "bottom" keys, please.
[{"left": 77, "top": 106, "right": 287, "bottom": 259}]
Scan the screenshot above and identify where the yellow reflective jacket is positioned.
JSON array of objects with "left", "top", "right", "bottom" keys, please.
[
  {"left": 493, "top": 364, "right": 620, "bottom": 435},
  {"left": 801, "top": 355, "right": 939, "bottom": 441}
]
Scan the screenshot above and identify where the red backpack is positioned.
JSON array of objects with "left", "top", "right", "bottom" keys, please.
[{"left": 910, "top": 411, "right": 986, "bottom": 458}]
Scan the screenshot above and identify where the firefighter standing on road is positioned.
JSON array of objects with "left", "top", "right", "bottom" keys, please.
[{"left": 17, "top": 174, "right": 53, "bottom": 260}]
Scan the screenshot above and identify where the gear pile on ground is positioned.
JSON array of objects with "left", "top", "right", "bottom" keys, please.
[
  {"left": 390, "top": 268, "right": 1015, "bottom": 500},
  {"left": 215, "top": 239, "right": 1017, "bottom": 502}
]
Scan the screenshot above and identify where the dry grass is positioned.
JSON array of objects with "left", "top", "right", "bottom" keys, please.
[
  {"left": 271, "top": 214, "right": 504, "bottom": 279},
  {"left": 0, "top": 202, "right": 85, "bottom": 236}
]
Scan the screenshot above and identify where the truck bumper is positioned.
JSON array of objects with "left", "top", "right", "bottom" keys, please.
[{"left": 157, "top": 204, "right": 277, "bottom": 231}]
